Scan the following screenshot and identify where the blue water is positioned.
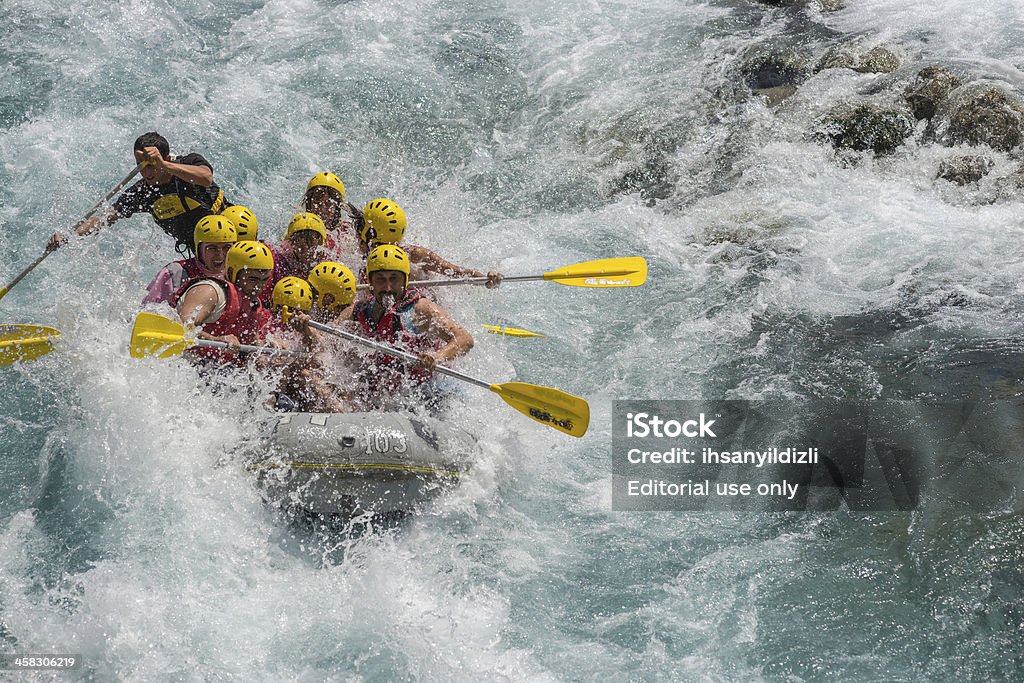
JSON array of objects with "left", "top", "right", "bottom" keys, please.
[{"left": 3, "top": 0, "right": 1024, "bottom": 679}]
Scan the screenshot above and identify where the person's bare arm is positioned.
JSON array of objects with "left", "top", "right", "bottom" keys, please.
[
  {"left": 289, "top": 311, "right": 322, "bottom": 351},
  {"left": 138, "top": 146, "right": 213, "bottom": 186},
  {"left": 176, "top": 282, "right": 240, "bottom": 350},
  {"left": 48, "top": 207, "right": 121, "bottom": 251},
  {"left": 411, "top": 298, "right": 473, "bottom": 370},
  {"left": 405, "top": 244, "right": 501, "bottom": 286},
  {"left": 162, "top": 158, "right": 213, "bottom": 187},
  {"left": 74, "top": 207, "right": 122, "bottom": 236}
]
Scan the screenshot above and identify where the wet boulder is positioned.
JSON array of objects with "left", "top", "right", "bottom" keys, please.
[
  {"left": 817, "top": 42, "right": 900, "bottom": 74},
  {"left": 936, "top": 155, "right": 994, "bottom": 185},
  {"left": 738, "top": 42, "right": 811, "bottom": 105},
  {"left": 856, "top": 46, "right": 900, "bottom": 73},
  {"left": 1001, "top": 166, "right": 1024, "bottom": 190},
  {"left": 814, "top": 103, "right": 915, "bottom": 156},
  {"left": 933, "top": 81, "right": 1024, "bottom": 152},
  {"left": 903, "top": 66, "right": 964, "bottom": 120}
]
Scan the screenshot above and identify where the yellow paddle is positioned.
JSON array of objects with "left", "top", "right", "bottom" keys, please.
[
  {"left": 0, "top": 164, "right": 143, "bottom": 303},
  {"left": 354, "top": 256, "right": 648, "bottom": 291},
  {"left": 129, "top": 312, "right": 304, "bottom": 359},
  {"left": 306, "top": 319, "right": 589, "bottom": 437},
  {"left": 0, "top": 324, "right": 61, "bottom": 366},
  {"left": 481, "top": 324, "right": 545, "bottom": 338}
]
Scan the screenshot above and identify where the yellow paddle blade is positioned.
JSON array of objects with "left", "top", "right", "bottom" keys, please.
[
  {"left": 543, "top": 256, "right": 647, "bottom": 288},
  {"left": 130, "top": 312, "right": 194, "bottom": 359},
  {"left": 0, "top": 324, "right": 60, "bottom": 366},
  {"left": 481, "top": 324, "right": 546, "bottom": 338},
  {"left": 489, "top": 381, "right": 590, "bottom": 437}
]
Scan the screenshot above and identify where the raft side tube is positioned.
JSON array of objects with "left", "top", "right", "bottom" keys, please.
[{"left": 247, "top": 412, "right": 478, "bottom": 516}]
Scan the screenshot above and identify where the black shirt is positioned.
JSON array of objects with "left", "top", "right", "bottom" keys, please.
[{"left": 114, "top": 153, "right": 230, "bottom": 254}]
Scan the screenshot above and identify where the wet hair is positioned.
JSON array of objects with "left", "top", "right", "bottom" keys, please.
[
  {"left": 301, "top": 187, "right": 342, "bottom": 223},
  {"left": 350, "top": 202, "right": 365, "bottom": 237},
  {"left": 134, "top": 131, "right": 170, "bottom": 159}
]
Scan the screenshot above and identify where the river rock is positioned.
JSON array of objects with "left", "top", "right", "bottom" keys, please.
[
  {"left": 814, "top": 103, "right": 915, "bottom": 156},
  {"left": 936, "top": 155, "right": 994, "bottom": 184},
  {"left": 903, "top": 66, "right": 964, "bottom": 120},
  {"left": 934, "top": 82, "right": 1024, "bottom": 152},
  {"left": 998, "top": 165, "right": 1024, "bottom": 190},
  {"left": 817, "top": 43, "right": 900, "bottom": 74},
  {"left": 856, "top": 46, "right": 900, "bottom": 73},
  {"left": 739, "top": 42, "right": 810, "bottom": 105}
]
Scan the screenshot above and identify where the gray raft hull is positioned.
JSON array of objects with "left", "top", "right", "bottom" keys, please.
[{"left": 248, "top": 412, "right": 477, "bottom": 517}]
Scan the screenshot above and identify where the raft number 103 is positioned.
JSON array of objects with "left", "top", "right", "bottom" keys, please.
[{"left": 361, "top": 428, "right": 409, "bottom": 455}]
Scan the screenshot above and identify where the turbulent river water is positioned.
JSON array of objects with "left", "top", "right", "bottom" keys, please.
[{"left": 2, "top": 0, "right": 1024, "bottom": 679}]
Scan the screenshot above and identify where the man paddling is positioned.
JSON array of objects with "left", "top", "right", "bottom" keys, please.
[
  {"left": 49, "top": 132, "right": 231, "bottom": 257},
  {"left": 345, "top": 244, "right": 474, "bottom": 410},
  {"left": 278, "top": 262, "right": 363, "bottom": 411}
]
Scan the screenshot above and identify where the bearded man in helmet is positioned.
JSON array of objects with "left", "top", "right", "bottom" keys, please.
[{"left": 345, "top": 244, "right": 474, "bottom": 409}]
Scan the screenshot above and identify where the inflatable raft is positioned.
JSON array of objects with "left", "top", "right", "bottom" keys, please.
[{"left": 247, "top": 411, "right": 478, "bottom": 517}]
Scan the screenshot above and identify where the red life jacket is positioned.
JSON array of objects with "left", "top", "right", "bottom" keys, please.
[
  {"left": 157, "top": 257, "right": 207, "bottom": 296},
  {"left": 321, "top": 203, "right": 358, "bottom": 258},
  {"left": 355, "top": 289, "right": 439, "bottom": 388},
  {"left": 175, "top": 258, "right": 206, "bottom": 282},
  {"left": 324, "top": 233, "right": 337, "bottom": 256},
  {"left": 257, "top": 276, "right": 274, "bottom": 309},
  {"left": 170, "top": 276, "right": 266, "bottom": 366}
]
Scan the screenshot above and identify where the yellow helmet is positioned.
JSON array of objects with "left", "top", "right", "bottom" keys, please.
[
  {"left": 225, "top": 241, "right": 274, "bottom": 282},
  {"left": 193, "top": 215, "right": 237, "bottom": 253},
  {"left": 306, "top": 172, "right": 346, "bottom": 201},
  {"left": 360, "top": 198, "right": 407, "bottom": 245},
  {"left": 285, "top": 212, "right": 327, "bottom": 244},
  {"left": 308, "top": 261, "right": 357, "bottom": 311},
  {"left": 366, "top": 244, "right": 410, "bottom": 287},
  {"left": 220, "top": 205, "right": 259, "bottom": 241},
  {"left": 272, "top": 276, "right": 313, "bottom": 312}
]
